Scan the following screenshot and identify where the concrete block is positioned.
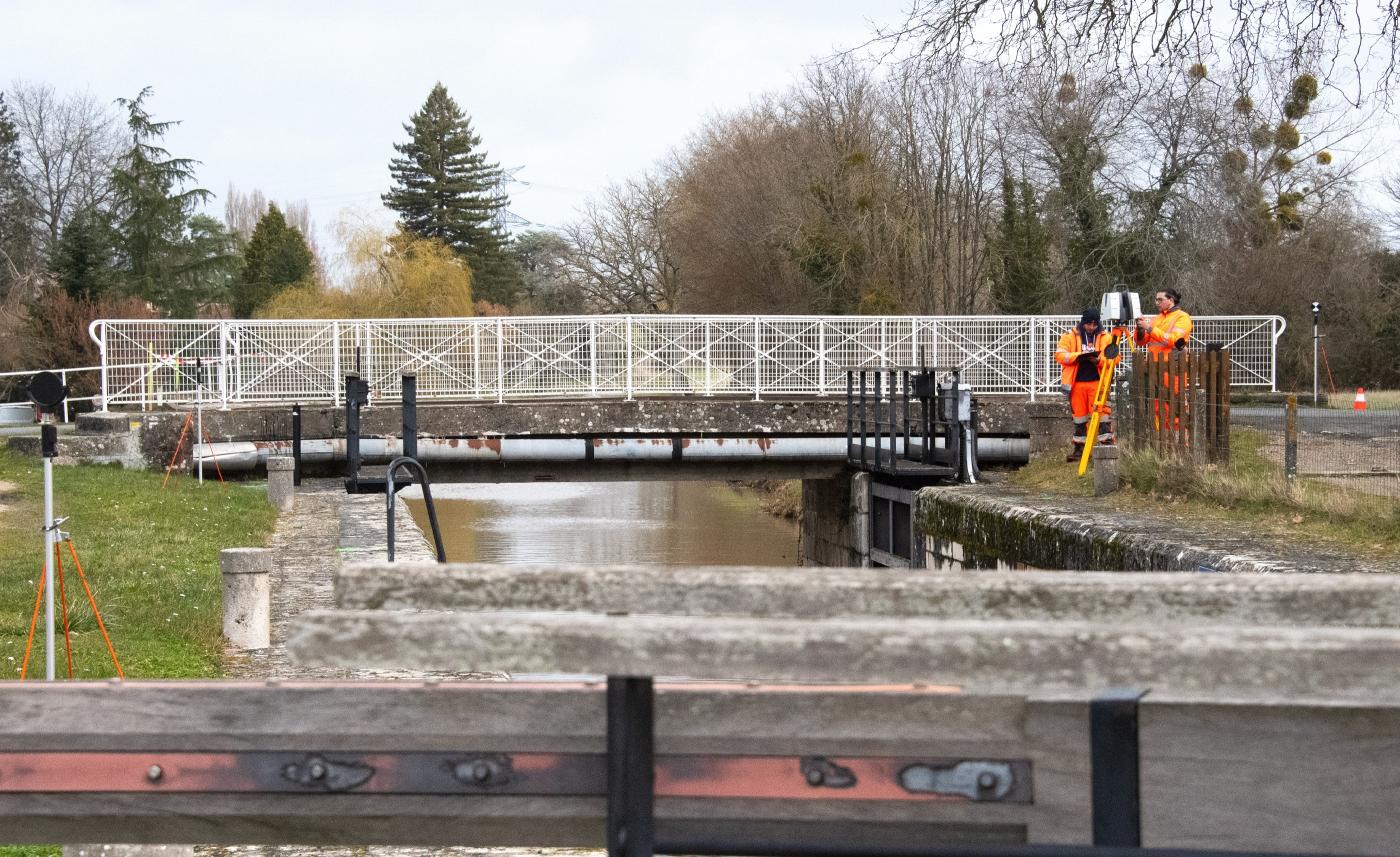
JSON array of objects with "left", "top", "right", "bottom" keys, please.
[
  {"left": 76, "top": 411, "right": 131, "bottom": 435},
  {"left": 65, "top": 846, "right": 194, "bottom": 857},
  {"left": 266, "top": 455, "right": 294, "bottom": 512},
  {"left": 1092, "top": 445, "right": 1120, "bottom": 496},
  {"left": 221, "top": 547, "right": 272, "bottom": 650},
  {"left": 332, "top": 563, "right": 1400, "bottom": 628},
  {"left": 1026, "top": 401, "right": 1072, "bottom": 459},
  {"left": 288, "top": 608, "right": 1400, "bottom": 701},
  {"left": 75, "top": 414, "right": 133, "bottom": 434},
  {"left": 852, "top": 471, "right": 871, "bottom": 567}
]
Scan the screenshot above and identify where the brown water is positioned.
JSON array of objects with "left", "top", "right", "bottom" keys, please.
[{"left": 406, "top": 481, "right": 799, "bottom": 565}]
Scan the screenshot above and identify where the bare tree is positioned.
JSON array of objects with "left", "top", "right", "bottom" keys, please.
[
  {"left": 225, "top": 184, "right": 323, "bottom": 273},
  {"left": 881, "top": 60, "right": 1000, "bottom": 312},
  {"left": 7, "top": 81, "right": 122, "bottom": 249},
  {"left": 223, "top": 184, "right": 268, "bottom": 244},
  {"left": 562, "top": 175, "right": 681, "bottom": 313},
  {"left": 877, "top": 1, "right": 1400, "bottom": 104}
]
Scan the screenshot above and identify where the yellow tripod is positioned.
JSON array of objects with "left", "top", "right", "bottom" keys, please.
[{"left": 1076, "top": 328, "right": 1132, "bottom": 477}]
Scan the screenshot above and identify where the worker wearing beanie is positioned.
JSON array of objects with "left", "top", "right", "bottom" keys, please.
[{"left": 1055, "top": 308, "right": 1114, "bottom": 461}]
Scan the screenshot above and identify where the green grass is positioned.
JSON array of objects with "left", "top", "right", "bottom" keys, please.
[
  {"left": 0, "top": 448, "right": 279, "bottom": 681},
  {"left": 0, "top": 847, "right": 59, "bottom": 857},
  {"left": 1323, "top": 388, "right": 1400, "bottom": 408},
  {"left": 1012, "top": 429, "right": 1400, "bottom": 556}
]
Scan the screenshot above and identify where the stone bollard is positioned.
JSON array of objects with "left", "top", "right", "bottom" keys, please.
[
  {"left": 266, "top": 455, "right": 295, "bottom": 512},
  {"left": 1092, "top": 445, "right": 1121, "bottom": 497},
  {"left": 221, "top": 548, "right": 272, "bottom": 650}
]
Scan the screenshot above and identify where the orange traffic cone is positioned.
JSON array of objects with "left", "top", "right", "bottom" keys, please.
[{"left": 1354, "top": 388, "right": 1367, "bottom": 411}]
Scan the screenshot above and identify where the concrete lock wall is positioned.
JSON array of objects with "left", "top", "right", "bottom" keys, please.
[{"left": 799, "top": 471, "right": 870, "bottom": 567}]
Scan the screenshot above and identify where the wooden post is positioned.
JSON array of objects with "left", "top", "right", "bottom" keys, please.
[
  {"left": 1166, "top": 352, "right": 1181, "bottom": 456},
  {"left": 1285, "top": 393, "right": 1299, "bottom": 493},
  {"left": 1192, "top": 388, "right": 1207, "bottom": 468}
]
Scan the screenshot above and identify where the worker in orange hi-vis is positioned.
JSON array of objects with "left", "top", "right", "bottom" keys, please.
[
  {"left": 1056, "top": 308, "right": 1114, "bottom": 462},
  {"left": 1134, "top": 288, "right": 1194, "bottom": 428}
]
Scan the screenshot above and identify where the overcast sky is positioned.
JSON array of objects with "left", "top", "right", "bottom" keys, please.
[{"left": 4, "top": 0, "right": 912, "bottom": 251}]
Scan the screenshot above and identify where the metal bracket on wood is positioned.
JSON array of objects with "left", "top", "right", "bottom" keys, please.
[
  {"left": 1090, "top": 686, "right": 1150, "bottom": 847},
  {"left": 607, "top": 675, "right": 655, "bottom": 857}
]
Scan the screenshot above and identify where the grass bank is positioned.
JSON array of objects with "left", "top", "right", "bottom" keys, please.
[
  {"left": 1012, "top": 429, "right": 1399, "bottom": 556},
  {"left": 0, "top": 448, "right": 279, "bottom": 681},
  {"left": 733, "top": 479, "right": 802, "bottom": 520}
]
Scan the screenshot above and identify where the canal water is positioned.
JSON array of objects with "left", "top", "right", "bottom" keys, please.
[{"left": 406, "top": 481, "right": 800, "bottom": 565}]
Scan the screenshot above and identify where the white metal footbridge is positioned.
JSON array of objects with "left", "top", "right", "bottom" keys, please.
[{"left": 89, "top": 314, "right": 1286, "bottom": 408}]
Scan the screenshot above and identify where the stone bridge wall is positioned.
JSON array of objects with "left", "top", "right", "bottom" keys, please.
[{"left": 114, "top": 397, "right": 1029, "bottom": 469}]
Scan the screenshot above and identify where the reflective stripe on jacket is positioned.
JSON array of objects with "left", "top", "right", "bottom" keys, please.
[
  {"left": 1134, "top": 308, "right": 1193, "bottom": 355},
  {"left": 1055, "top": 327, "right": 1113, "bottom": 388}
]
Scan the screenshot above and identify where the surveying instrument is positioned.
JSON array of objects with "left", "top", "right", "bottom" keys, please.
[
  {"left": 20, "top": 372, "right": 123, "bottom": 681},
  {"left": 1076, "top": 290, "right": 1141, "bottom": 476}
]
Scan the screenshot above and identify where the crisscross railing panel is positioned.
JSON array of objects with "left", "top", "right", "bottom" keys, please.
[
  {"left": 89, "top": 314, "right": 1284, "bottom": 407},
  {"left": 229, "top": 321, "right": 339, "bottom": 403}
]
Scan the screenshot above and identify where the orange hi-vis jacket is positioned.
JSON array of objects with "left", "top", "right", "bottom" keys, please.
[
  {"left": 1134, "top": 307, "right": 1193, "bottom": 355},
  {"left": 1055, "top": 327, "right": 1113, "bottom": 388}
]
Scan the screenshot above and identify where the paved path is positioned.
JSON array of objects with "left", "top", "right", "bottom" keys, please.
[{"left": 224, "top": 478, "right": 498, "bottom": 681}]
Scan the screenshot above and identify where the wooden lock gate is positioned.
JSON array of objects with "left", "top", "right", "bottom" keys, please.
[{"left": 5, "top": 564, "right": 1400, "bottom": 856}]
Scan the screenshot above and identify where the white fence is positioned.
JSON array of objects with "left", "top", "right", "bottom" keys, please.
[{"left": 89, "top": 314, "right": 1286, "bottom": 408}]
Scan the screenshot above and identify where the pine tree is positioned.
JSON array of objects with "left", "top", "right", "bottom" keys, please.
[
  {"left": 110, "top": 87, "right": 214, "bottom": 312},
  {"left": 51, "top": 207, "right": 120, "bottom": 300},
  {"left": 383, "top": 83, "right": 521, "bottom": 305},
  {"left": 232, "top": 204, "right": 314, "bottom": 317}
]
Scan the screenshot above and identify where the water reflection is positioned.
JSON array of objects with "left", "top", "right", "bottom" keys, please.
[{"left": 407, "top": 481, "right": 799, "bottom": 565}]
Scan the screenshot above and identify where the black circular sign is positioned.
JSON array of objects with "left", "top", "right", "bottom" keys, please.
[{"left": 26, "top": 371, "right": 68, "bottom": 408}]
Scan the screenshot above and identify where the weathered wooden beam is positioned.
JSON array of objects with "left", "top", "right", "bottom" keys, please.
[
  {"left": 288, "top": 609, "right": 1400, "bottom": 702},
  {"left": 0, "top": 681, "right": 1083, "bottom": 847},
  {"left": 3, "top": 683, "right": 1400, "bottom": 853},
  {"left": 335, "top": 563, "right": 1400, "bottom": 627}
]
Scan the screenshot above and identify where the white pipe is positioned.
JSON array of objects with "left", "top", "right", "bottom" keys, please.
[{"left": 191, "top": 436, "right": 1030, "bottom": 470}]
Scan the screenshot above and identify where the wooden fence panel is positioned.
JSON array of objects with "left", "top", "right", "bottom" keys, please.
[{"left": 1133, "top": 349, "right": 1231, "bottom": 462}]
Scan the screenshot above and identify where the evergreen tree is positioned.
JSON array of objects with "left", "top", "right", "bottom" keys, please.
[
  {"left": 50, "top": 207, "right": 120, "bottom": 300},
  {"left": 169, "top": 214, "right": 241, "bottom": 316},
  {"left": 383, "top": 83, "right": 521, "bottom": 305},
  {"left": 0, "top": 92, "right": 38, "bottom": 299},
  {"left": 990, "top": 171, "right": 1052, "bottom": 314},
  {"left": 109, "top": 87, "right": 214, "bottom": 312},
  {"left": 232, "top": 204, "right": 314, "bottom": 317}
]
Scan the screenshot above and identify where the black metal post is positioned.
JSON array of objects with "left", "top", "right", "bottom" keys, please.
[
  {"left": 872, "top": 371, "right": 883, "bottom": 469},
  {"left": 291, "top": 404, "right": 302, "bottom": 486},
  {"left": 344, "top": 373, "right": 368, "bottom": 491},
  {"left": 901, "top": 369, "right": 911, "bottom": 463},
  {"left": 858, "top": 371, "right": 868, "bottom": 467},
  {"left": 887, "top": 369, "right": 896, "bottom": 470},
  {"left": 402, "top": 372, "right": 417, "bottom": 462},
  {"left": 1090, "top": 688, "right": 1149, "bottom": 847},
  {"left": 845, "top": 371, "right": 853, "bottom": 461},
  {"left": 607, "top": 676, "right": 655, "bottom": 857}
]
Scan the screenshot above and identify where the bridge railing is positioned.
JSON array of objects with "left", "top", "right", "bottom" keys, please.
[{"left": 88, "top": 314, "right": 1286, "bottom": 408}]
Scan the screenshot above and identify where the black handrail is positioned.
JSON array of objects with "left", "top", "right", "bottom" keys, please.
[{"left": 385, "top": 456, "right": 446, "bottom": 563}]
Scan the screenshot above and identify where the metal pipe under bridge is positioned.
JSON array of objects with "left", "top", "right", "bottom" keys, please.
[{"left": 90, "top": 314, "right": 1286, "bottom": 408}]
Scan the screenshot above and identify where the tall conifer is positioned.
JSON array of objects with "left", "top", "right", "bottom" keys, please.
[
  {"left": 110, "top": 87, "right": 216, "bottom": 312},
  {"left": 383, "top": 83, "right": 520, "bottom": 306}
]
